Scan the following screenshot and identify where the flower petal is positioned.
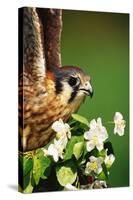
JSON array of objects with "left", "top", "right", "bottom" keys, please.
[
  {"left": 97, "top": 128, "right": 107, "bottom": 140},
  {"left": 96, "top": 143, "right": 103, "bottom": 151},
  {"left": 84, "top": 131, "right": 92, "bottom": 140},
  {"left": 90, "top": 119, "right": 97, "bottom": 129},
  {"left": 65, "top": 123, "right": 70, "bottom": 131},
  {"left": 114, "top": 112, "right": 123, "bottom": 121},
  {"left": 97, "top": 157, "right": 104, "bottom": 165},
  {"left": 115, "top": 126, "right": 124, "bottom": 136},
  {"left": 89, "top": 156, "right": 97, "bottom": 162},
  {"left": 52, "top": 120, "right": 64, "bottom": 133},
  {"left": 86, "top": 141, "right": 95, "bottom": 152},
  {"left": 85, "top": 162, "right": 92, "bottom": 174},
  {"left": 95, "top": 166, "right": 102, "bottom": 174},
  {"left": 67, "top": 130, "right": 71, "bottom": 139},
  {"left": 64, "top": 184, "right": 78, "bottom": 191},
  {"left": 109, "top": 154, "right": 115, "bottom": 163},
  {"left": 97, "top": 118, "right": 102, "bottom": 127},
  {"left": 104, "top": 154, "right": 115, "bottom": 167},
  {"left": 48, "top": 144, "right": 59, "bottom": 162}
]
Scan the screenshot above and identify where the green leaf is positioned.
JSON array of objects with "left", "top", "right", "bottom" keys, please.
[
  {"left": 102, "top": 163, "right": 109, "bottom": 178},
  {"left": 97, "top": 171, "right": 106, "bottom": 180},
  {"left": 23, "top": 179, "right": 33, "bottom": 193},
  {"left": 31, "top": 173, "right": 36, "bottom": 187},
  {"left": 64, "top": 136, "right": 84, "bottom": 160},
  {"left": 19, "top": 155, "right": 33, "bottom": 190},
  {"left": 40, "top": 156, "right": 52, "bottom": 179},
  {"left": 35, "top": 149, "right": 44, "bottom": 157},
  {"left": 32, "top": 152, "right": 52, "bottom": 185},
  {"left": 56, "top": 166, "right": 76, "bottom": 186},
  {"left": 98, "top": 163, "right": 108, "bottom": 180},
  {"left": 23, "top": 157, "right": 33, "bottom": 177},
  {"left": 72, "top": 114, "right": 89, "bottom": 126},
  {"left": 56, "top": 160, "right": 77, "bottom": 186},
  {"left": 33, "top": 156, "right": 42, "bottom": 185},
  {"left": 73, "top": 142, "right": 84, "bottom": 159},
  {"left": 23, "top": 171, "right": 31, "bottom": 190},
  {"left": 98, "top": 149, "right": 106, "bottom": 157}
]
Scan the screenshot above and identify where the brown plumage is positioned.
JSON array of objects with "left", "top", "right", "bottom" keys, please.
[{"left": 19, "top": 7, "right": 93, "bottom": 151}]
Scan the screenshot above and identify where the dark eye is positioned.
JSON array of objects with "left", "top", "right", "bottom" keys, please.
[{"left": 68, "top": 76, "right": 80, "bottom": 87}]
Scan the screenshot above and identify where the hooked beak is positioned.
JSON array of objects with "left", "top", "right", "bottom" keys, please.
[{"left": 79, "top": 81, "right": 93, "bottom": 98}]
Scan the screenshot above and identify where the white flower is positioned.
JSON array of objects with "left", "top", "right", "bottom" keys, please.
[
  {"left": 104, "top": 154, "right": 115, "bottom": 168},
  {"left": 64, "top": 184, "right": 78, "bottom": 191},
  {"left": 46, "top": 119, "right": 71, "bottom": 162},
  {"left": 47, "top": 137, "right": 67, "bottom": 162},
  {"left": 85, "top": 156, "right": 103, "bottom": 175},
  {"left": 52, "top": 119, "right": 71, "bottom": 139},
  {"left": 114, "top": 112, "right": 126, "bottom": 136},
  {"left": 47, "top": 144, "right": 59, "bottom": 162},
  {"left": 84, "top": 118, "right": 108, "bottom": 152}
]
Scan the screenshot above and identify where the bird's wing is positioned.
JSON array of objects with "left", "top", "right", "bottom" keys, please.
[
  {"left": 20, "top": 7, "right": 62, "bottom": 83},
  {"left": 19, "top": 7, "right": 63, "bottom": 151},
  {"left": 20, "top": 7, "right": 46, "bottom": 82},
  {"left": 37, "top": 8, "right": 62, "bottom": 69}
]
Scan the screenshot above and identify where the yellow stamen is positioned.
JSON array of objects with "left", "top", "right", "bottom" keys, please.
[
  {"left": 89, "top": 162, "right": 98, "bottom": 171},
  {"left": 116, "top": 120, "right": 126, "bottom": 128},
  {"left": 92, "top": 136, "right": 98, "bottom": 145}
]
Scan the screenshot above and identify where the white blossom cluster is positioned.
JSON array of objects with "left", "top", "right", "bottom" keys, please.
[{"left": 42, "top": 112, "right": 126, "bottom": 190}]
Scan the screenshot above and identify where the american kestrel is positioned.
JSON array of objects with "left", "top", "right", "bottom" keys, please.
[{"left": 19, "top": 7, "right": 93, "bottom": 151}]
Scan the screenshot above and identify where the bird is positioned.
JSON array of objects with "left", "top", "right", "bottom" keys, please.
[{"left": 19, "top": 7, "right": 93, "bottom": 152}]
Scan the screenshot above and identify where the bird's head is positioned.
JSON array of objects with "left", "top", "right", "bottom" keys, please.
[{"left": 52, "top": 66, "right": 93, "bottom": 106}]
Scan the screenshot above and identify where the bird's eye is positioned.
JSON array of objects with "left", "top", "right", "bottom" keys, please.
[{"left": 68, "top": 76, "right": 80, "bottom": 87}]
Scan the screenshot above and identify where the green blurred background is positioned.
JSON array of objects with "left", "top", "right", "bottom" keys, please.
[{"left": 61, "top": 10, "right": 129, "bottom": 187}]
